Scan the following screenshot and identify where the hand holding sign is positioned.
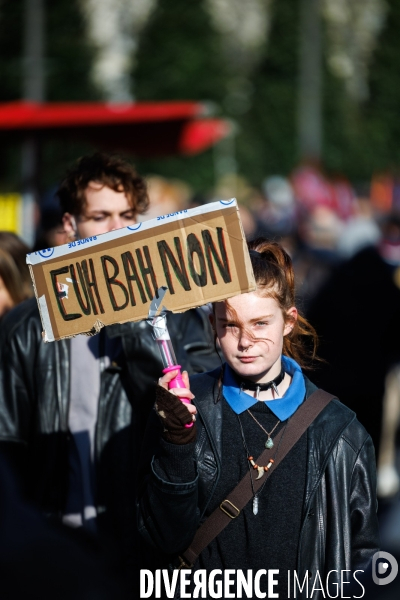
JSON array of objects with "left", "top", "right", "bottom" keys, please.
[
  {"left": 147, "top": 287, "right": 196, "bottom": 426},
  {"left": 158, "top": 369, "right": 196, "bottom": 419}
]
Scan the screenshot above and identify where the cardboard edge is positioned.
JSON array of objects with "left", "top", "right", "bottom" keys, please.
[
  {"left": 54, "top": 320, "right": 106, "bottom": 341},
  {"left": 26, "top": 198, "right": 238, "bottom": 266},
  {"left": 38, "top": 295, "right": 55, "bottom": 343},
  {"left": 29, "top": 263, "right": 53, "bottom": 342},
  {"left": 28, "top": 264, "right": 37, "bottom": 295}
]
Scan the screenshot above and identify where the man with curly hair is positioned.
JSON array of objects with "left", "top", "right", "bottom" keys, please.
[{"left": 0, "top": 153, "right": 217, "bottom": 590}]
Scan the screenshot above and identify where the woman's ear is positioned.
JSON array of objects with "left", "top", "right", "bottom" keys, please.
[{"left": 283, "top": 306, "right": 298, "bottom": 336}]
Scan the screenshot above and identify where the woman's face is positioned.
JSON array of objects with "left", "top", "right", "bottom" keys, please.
[{"left": 213, "top": 292, "right": 297, "bottom": 383}]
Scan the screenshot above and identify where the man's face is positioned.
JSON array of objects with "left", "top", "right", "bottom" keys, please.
[{"left": 63, "top": 182, "right": 137, "bottom": 239}]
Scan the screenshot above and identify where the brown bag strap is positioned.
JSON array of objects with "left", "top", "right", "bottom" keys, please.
[{"left": 178, "top": 389, "right": 336, "bottom": 569}]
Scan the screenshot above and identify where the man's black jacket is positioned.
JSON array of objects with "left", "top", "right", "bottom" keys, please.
[
  {"left": 0, "top": 298, "right": 218, "bottom": 571},
  {"left": 138, "top": 368, "right": 380, "bottom": 599}
]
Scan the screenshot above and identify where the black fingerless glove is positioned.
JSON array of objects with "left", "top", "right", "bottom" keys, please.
[{"left": 155, "top": 385, "right": 196, "bottom": 445}]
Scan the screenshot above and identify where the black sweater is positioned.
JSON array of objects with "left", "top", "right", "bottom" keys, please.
[{"left": 155, "top": 397, "right": 307, "bottom": 598}]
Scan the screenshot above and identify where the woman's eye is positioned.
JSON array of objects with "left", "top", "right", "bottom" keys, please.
[
  {"left": 92, "top": 216, "right": 106, "bottom": 222},
  {"left": 255, "top": 322, "right": 267, "bottom": 327}
]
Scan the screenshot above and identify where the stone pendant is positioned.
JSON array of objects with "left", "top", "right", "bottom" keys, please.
[
  {"left": 253, "top": 495, "right": 259, "bottom": 515},
  {"left": 265, "top": 437, "right": 274, "bottom": 449}
]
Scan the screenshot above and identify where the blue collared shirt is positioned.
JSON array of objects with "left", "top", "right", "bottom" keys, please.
[{"left": 222, "top": 355, "right": 306, "bottom": 421}]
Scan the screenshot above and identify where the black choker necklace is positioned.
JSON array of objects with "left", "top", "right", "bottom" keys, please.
[{"left": 239, "top": 367, "right": 285, "bottom": 399}]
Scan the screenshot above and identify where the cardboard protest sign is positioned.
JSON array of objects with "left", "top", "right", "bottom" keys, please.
[{"left": 27, "top": 199, "right": 255, "bottom": 342}]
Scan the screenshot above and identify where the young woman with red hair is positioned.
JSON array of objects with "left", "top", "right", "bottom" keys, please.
[{"left": 138, "top": 239, "right": 379, "bottom": 598}]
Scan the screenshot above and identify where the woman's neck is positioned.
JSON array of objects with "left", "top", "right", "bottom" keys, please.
[
  {"left": 239, "top": 357, "right": 282, "bottom": 386},
  {"left": 235, "top": 359, "right": 292, "bottom": 401}
]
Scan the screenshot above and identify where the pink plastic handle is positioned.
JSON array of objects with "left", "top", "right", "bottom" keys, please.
[{"left": 162, "top": 365, "right": 193, "bottom": 428}]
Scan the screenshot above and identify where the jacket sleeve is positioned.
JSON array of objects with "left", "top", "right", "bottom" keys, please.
[
  {"left": 0, "top": 304, "right": 40, "bottom": 445},
  {"left": 349, "top": 434, "right": 380, "bottom": 570},
  {"left": 137, "top": 410, "right": 201, "bottom": 557},
  {"left": 0, "top": 302, "right": 43, "bottom": 481}
]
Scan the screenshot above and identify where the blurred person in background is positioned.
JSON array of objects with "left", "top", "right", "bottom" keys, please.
[
  {"left": 337, "top": 196, "right": 382, "bottom": 260},
  {"left": 238, "top": 204, "right": 258, "bottom": 239},
  {"left": 213, "top": 173, "right": 271, "bottom": 241},
  {"left": 307, "top": 212, "right": 400, "bottom": 457},
  {"left": 377, "top": 365, "right": 400, "bottom": 500},
  {"left": 290, "top": 162, "right": 356, "bottom": 311},
  {"left": 138, "top": 175, "right": 191, "bottom": 221},
  {"left": 311, "top": 208, "right": 400, "bottom": 549},
  {"left": 0, "top": 153, "right": 217, "bottom": 592},
  {"left": 33, "top": 193, "right": 68, "bottom": 252},
  {"left": 258, "top": 176, "right": 297, "bottom": 240},
  {"left": 0, "top": 232, "right": 33, "bottom": 320},
  {"left": 292, "top": 206, "right": 342, "bottom": 314},
  {"left": 291, "top": 161, "right": 355, "bottom": 220}
]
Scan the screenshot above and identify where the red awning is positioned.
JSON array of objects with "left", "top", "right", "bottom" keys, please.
[{"left": 0, "top": 101, "right": 231, "bottom": 156}]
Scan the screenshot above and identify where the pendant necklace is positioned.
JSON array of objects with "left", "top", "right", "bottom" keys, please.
[
  {"left": 247, "top": 409, "right": 280, "bottom": 448},
  {"left": 237, "top": 413, "right": 288, "bottom": 515}
]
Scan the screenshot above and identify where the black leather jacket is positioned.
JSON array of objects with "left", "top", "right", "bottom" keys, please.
[
  {"left": 138, "top": 368, "right": 379, "bottom": 599},
  {"left": 0, "top": 298, "right": 218, "bottom": 565}
]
